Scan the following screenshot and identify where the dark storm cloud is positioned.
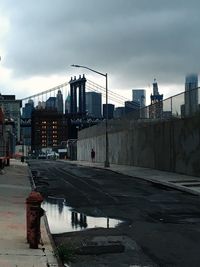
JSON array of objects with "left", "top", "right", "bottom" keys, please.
[{"left": 1, "top": 0, "right": 200, "bottom": 88}]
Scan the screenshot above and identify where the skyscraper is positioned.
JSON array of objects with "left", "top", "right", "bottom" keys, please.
[
  {"left": 65, "top": 93, "right": 71, "bottom": 114},
  {"left": 124, "top": 100, "right": 140, "bottom": 117},
  {"left": 103, "top": 104, "right": 115, "bottom": 119},
  {"left": 56, "top": 90, "right": 64, "bottom": 114},
  {"left": 185, "top": 74, "right": 198, "bottom": 116},
  {"left": 46, "top": 97, "right": 56, "bottom": 111},
  {"left": 22, "top": 99, "right": 34, "bottom": 118},
  {"left": 86, "top": 92, "right": 102, "bottom": 118},
  {"left": 132, "top": 89, "right": 146, "bottom": 108},
  {"left": 149, "top": 79, "right": 163, "bottom": 119}
]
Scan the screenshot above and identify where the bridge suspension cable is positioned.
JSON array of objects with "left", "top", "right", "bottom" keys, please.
[
  {"left": 87, "top": 79, "right": 130, "bottom": 102},
  {"left": 21, "top": 81, "right": 69, "bottom": 101},
  {"left": 86, "top": 84, "right": 125, "bottom": 106},
  {"left": 87, "top": 79, "right": 140, "bottom": 109},
  {"left": 21, "top": 78, "right": 138, "bottom": 109}
]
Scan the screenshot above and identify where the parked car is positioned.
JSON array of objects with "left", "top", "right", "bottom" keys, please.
[{"left": 38, "top": 154, "right": 47, "bottom": 159}]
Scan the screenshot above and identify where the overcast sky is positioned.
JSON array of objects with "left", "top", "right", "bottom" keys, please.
[{"left": 0, "top": 0, "right": 199, "bottom": 105}]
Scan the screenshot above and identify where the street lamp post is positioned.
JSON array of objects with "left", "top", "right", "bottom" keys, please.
[{"left": 71, "top": 64, "right": 110, "bottom": 167}]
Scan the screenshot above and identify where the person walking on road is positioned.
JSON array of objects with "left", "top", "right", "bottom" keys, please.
[{"left": 91, "top": 148, "right": 95, "bottom": 162}]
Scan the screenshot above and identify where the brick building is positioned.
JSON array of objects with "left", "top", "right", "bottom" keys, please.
[{"left": 31, "top": 110, "right": 70, "bottom": 155}]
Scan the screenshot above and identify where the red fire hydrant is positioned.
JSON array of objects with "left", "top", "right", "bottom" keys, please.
[{"left": 26, "top": 191, "right": 44, "bottom": 249}]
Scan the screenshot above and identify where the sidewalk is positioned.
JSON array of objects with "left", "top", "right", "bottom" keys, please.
[
  {"left": 2, "top": 159, "right": 199, "bottom": 266},
  {"left": 0, "top": 159, "right": 59, "bottom": 267},
  {"left": 68, "top": 160, "right": 200, "bottom": 196}
]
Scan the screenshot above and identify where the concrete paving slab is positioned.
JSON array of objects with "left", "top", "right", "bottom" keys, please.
[{"left": 0, "top": 159, "right": 59, "bottom": 267}]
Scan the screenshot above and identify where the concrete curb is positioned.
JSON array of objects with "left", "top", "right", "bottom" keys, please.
[{"left": 27, "top": 164, "right": 61, "bottom": 266}]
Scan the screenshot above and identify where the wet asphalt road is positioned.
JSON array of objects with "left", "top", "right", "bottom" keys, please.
[{"left": 28, "top": 159, "right": 200, "bottom": 267}]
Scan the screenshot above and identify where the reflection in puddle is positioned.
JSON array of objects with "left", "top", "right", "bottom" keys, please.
[{"left": 42, "top": 197, "right": 123, "bottom": 234}]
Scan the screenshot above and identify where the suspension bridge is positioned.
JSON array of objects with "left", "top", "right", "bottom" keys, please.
[{"left": 20, "top": 76, "right": 133, "bottom": 109}]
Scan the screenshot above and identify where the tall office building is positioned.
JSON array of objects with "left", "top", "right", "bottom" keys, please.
[
  {"left": 103, "top": 104, "right": 115, "bottom": 119},
  {"left": 65, "top": 93, "right": 70, "bottom": 114},
  {"left": 132, "top": 89, "right": 146, "bottom": 108},
  {"left": 124, "top": 100, "right": 140, "bottom": 116},
  {"left": 149, "top": 79, "right": 163, "bottom": 119},
  {"left": 185, "top": 74, "right": 198, "bottom": 116},
  {"left": 86, "top": 92, "right": 102, "bottom": 118},
  {"left": 46, "top": 97, "right": 56, "bottom": 111},
  {"left": 56, "top": 90, "right": 63, "bottom": 114},
  {"left": 22, "top": 99, "right": 34, "bottom": 118}
]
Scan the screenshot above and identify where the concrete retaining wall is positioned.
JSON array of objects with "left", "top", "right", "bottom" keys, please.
[{"left": 77, "top": 116, "right": 200, "bottom": 177}]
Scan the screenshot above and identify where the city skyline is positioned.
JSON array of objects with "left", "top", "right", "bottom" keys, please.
[
  {"left": 0, "top": 1, "right": 200, "bottom": 103},
  {"left": 1, "top": 73, "right": 199, "bottom": 158},
  {"left": 21, "top": 73, "right": 199, "bottom": 116}
]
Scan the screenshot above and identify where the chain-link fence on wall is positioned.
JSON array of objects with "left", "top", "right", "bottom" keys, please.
[
  {"left": 123, "top": 87, "right": 200, "bottom": 121},
  {"left": 78, "top": 87, "right": 200, "bottom": 140}
]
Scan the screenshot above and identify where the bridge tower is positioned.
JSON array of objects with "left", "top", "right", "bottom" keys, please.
[{"left": 69, "top": 75, "right": 86, "bottom": 117}]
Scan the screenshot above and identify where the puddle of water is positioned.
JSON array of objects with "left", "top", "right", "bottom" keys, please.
[{"left": 42, "top": 197, "right": 123, "bottom": 234}]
